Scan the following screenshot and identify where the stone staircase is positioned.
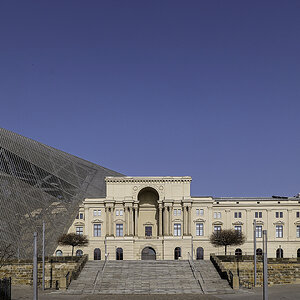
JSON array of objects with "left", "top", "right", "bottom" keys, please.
[
  {"left": 193, "top": 260, "right": 233, "bottom": 294},
  {"left": 67, "top": 260, "right": 233, "bottom": 295}
]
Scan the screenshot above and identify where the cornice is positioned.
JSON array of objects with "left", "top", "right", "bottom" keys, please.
[{"left": 105, "top": 176, "right": 192, "bottom": 184}]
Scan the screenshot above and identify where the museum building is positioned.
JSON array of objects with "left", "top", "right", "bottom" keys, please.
[{"left": 55, "top": 176, "right": 300, "bottom": 260}]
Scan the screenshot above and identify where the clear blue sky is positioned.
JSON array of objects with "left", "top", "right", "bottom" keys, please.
[{"left": 1, "top": 1, "right": 300, "bottom": 197}]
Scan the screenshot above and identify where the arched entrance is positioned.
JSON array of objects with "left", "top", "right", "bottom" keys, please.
[
  {"left": 256, "top": 248, "right": 263, "bottom": 256},
  {"left": 116, "top": 247, "right": 123, "bottom": 260},
  {"left": 196, "top": 247, "right": 204, "bottom": 260},
  {"left": 174, "top": 247, "right": 181, "bottom": 260},
  {"left": 94, "top": 248, "right": 101, "bottom": 260},
  {"left": 276, "top": 248, "right": 283, "bottom": 258},
  {"left": 235, "top": 248, "right": 242, "bottom": 257},
  {"left": 141, "top": 247, "right": 156, "bottom": 260}
]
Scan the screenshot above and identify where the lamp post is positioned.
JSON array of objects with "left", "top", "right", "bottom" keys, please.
[
  {"left": 263, "top": 230, "right": 268, "bottom": 300},
  {"left": 33, "top": 232, "right": 38, "bottom": 300},
  {"left": 253, "top": 219, "right": 257, "bottom": 287},
  {"left": 42, "top": 221, "right": 45, "bottom": 290}
]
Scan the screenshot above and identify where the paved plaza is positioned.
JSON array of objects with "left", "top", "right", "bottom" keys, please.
[{"left": 11, "top": 284, "right": 300, "bottom": 300}]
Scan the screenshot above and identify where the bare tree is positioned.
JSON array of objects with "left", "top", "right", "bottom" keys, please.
[
  {"left": 0, "top": 242, "right": 15, "bottom": 269},
  {"left": 210, "top": 229, "right": 246, "bottom": 255},
  {"left": 57, "top": 233, "right": 88, "bottom": 256}
]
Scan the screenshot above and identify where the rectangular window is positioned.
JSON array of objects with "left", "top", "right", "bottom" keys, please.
[
  {"left": 93, "top": 224, "right": 101, "bottom": 237},
  {"left": 93, "top": 210, "right": 97, "bottom": 216},
  {"left": 76, "top": 226, "right": 83, "bottom": 235},
  {"left": 214, "top": 212, "right": 221, "bottom": 219},
  {"left": 255, "top": 212, "right": 262, "bottom": 218},
  {"left": 116, "top": 209, "right": 119, "bottom": 216},
  {"left": 79, "top": 213, "right": 84, "bottom": 219},
  {"left": 98, "top": 210, "right": 101, "bottom": 216},
  {"left": 199, "top": 209, "right": 204, "bottom": 216},
  {"left": 120, "top": 209, "right": 123, "bottom": 216},
  {"left": 116, "top": 224, "right": 123, "bottom": 237},
  {"left": 196, "top": 223, "right": 204, "bottom": 236},
  {"left": 276, "top": 212, "right": 283, "bottom": 218},
  {"left": 196, "top": 209, "right": 199, "bottom": 216},
  {"left": 297, "top": 225, "right": 300, "bottom": 238},
  {"left": 145, "top": 226, "right": 152, "bottom": 237},
  {"left": 214, "top": 225, "right": 221, "bottom": 233},
  {"left": 177, "top": 209, "right": 181, "bottom": 216},
  {"left": 234, "top": 212, "right": 242, "bottom": 218},
  {"left": 174, "top": 209, "right": 177, "bottom": 216},
  {"left": 234, "top": 225, "right": 242, "bottom": 232},
  {"left": 297, "top": 212, "right": 300, "bottom": 218},
  {"left": 174, "top": 224, "right": 181, "bottom": 236},
  {"left": 276, "top": 225, "right": 283, "bottom": 238},
  {"left": 256, "top": 225, "right": 262, "bottom": 238}
]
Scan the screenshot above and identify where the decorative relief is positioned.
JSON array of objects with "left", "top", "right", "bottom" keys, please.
[{"left": 91, "top": 218, "right": 103, "bottom": 223}]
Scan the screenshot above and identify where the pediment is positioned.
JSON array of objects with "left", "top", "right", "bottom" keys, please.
[
  {"left": 232, "top": 221, "right": 244, "bottom": 225},
  {"left": 193, "top": 218, "right": 206, "bottom": 223},
  {"left": 255, "top": 220, "right": 264, "bottom": 225},
  {"left": 91, "top": 218, "right": 103, "bottom": 223},
  {"left": 273, "top": 220, "right": 285, "bottom": 225},
  {"left": 143, "top": 221, "right": 154, "bottom": 226},
  {"left": 114, "top": 218, "right": 124, "bottom": 223},
  {"left": 294, "top": 220, "right": 300, "bottom": 225},
  {"left": 173, "top": 218, "right": 183, "bottom": 222},
  {"left": 212, "top": 221, "right": 223, "bottom": 225},
  {"left": 74, "top": 221, "right": 85, "bottom": 226}
]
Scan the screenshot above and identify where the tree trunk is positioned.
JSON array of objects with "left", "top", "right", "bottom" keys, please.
[
  {"left": 225, "top": 245, "right": 227, "bottom": 256},
  {"left": 72, "top": 246, "right": 74, "bottom": 256}
]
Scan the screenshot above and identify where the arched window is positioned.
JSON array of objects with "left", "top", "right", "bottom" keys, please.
[
  {"left": 141, "top": 247, "right": 156, "bottom": 260},
  {"left": 196, "top": 247, "right": 204, "bottom": 260},
  {"left": 235, "top": 248, "right": 242, "bottom": 257},
  {"left": 76, "top": 249, "right": 83, "bottom": 257},
  {"left": 256, "top": 248, "right": 263, "bottom": 256},
  {"left": 174, "top": 247, "right": 181, "bottom": 260},
  {"left": 276, "top": 248, "right": 283, "bottom": 258},
  {"left": 297, "top": 248, "right": 300, "bottom": 258},
  {"left": 94, "top": 248, "right": 101, "bottom": 260},
  {"left": 56, "top": 250, "right": 63, "bottom": 257},
  {"left": 116, "top": 247, "right": 123, "bottom": 260}
]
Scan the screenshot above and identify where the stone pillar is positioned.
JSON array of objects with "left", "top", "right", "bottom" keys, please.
[
  {"left": 110, "top": 207, "right": 114, "bottom": 236},
  {"left": 106, "top": 207, "right": 109, "bottom": 236},
  {"left": 129, "top": 207, "right": 133, "bottom": 235},
  {"left": 188, "top": 206, "right": 191, "bottom": 235},
  {"left": 159, "top": 205, "right": 163, "bottom": 236},
  {"left": 169, "top": 206, "right": 173, "bottom": 236},
  {"left": 125, "top": 207, "right": 129, "bottom": 236},
  {"left": 183, "top": 206, "right": 187, "bottom": 235},
  {"left": 134, "top": 206, "right": 138, "bottom": 236}
]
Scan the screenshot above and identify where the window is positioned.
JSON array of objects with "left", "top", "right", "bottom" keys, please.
[
  {"left": 76, "top": 226, "right": 83, "bottom": 235},
  {"left": 177, "top": 209, "right": 181, "bottom": 216},
  {"left": 174, "top": 224, "right": 181, "bottom": 236},
  {"left": 93, "top": 210, "right": 101, "bottom": 216},
  {"left": 116, "top": 224, "right": 123, "bottom": 237},
  {"left": 276, "top": 212, "right": 283, "bottom": 218},
  {"left": 234, "top": 212, "right": 242, "bottom": 218},
  {"left": 297, "top": 225, "right": 300, "bottom": 238},
  {"left": 276, "top": 225, "right": 283, "bottom": 238},
  {"left": 196, "top": 223, "right": 204, "bottom": 236},
  {"left": 196, "top": 209, "right": 204, "bottom": 216},
  {"left": 56, "top": 250, "right": 63, "bottom": 257},
  {"left": 256, "top": 225, "right": 262, "bottom": 238},
  {"left": 276, "top": 248, "right": 283, "bottom": 258},
  {"left": 79, "top": 213, "right": 84, "bottom": 219},
  {"left": 94, "top": 224, "right": 101, "bottom": 237},
  {"left": 76, "top": 249, "right": 83, "bottom": 256},
  {"left": 256, "top": 248, "right": 263, "bottom": 256},
  {"left": 255, "top": 212, "right": 262, "bottom": 218},
  {"left": 120, "top": 209, "right": 123, "bottom": 216},
  {"left": 235, "top": 249, "right": 242, "bottom": 257},
  {"left": 214, "top": 212, "right": 221, "bottom": 219},
  {"left": 214, "top": 225, "right": 221, "bottom": 233},
  {"left": 116, "top": 248, "right": 123, "bottom": 260},
  {"left": 145, "top": 226, "right": 152, "bottom": 237},
  {"left": 296, "top": 212, "right": 300, "bottom": 218},
  {"left": 234, "top": 225, "right": 242, "bottom": 232},
  {"left": 116, "top": 209, "right": 119, "bottom": 216},
  {"left": 174, "top": 247, "right": 181, "bottom": 260},
  {"left": 174, "top": 209, "right": 177, "bottom": 216}
]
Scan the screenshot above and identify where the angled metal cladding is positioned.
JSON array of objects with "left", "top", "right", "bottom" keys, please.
[{"left": 0, "top": 128, "right": 123, "bottom": 258}]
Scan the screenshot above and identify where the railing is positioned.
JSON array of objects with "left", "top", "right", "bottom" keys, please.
[
  {"left": 188, "top": 252, "right": 205, "bottom": 294},
  {"left": 0, "top": 277, "right": 11, "bottom": 300},
  {"left": 65, "top": 254, "right": 88, "bottom": 289},
  {"left": 92, "top": 253, "right": 109, "bottom": 294}
]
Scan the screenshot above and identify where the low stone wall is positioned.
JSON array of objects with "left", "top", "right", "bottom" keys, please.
[
  {"left": 0, "top": 255, "right": 88, "bottom": 289},
  {"left": 218, "top": 256, "right": 300, "bottom": 287}
]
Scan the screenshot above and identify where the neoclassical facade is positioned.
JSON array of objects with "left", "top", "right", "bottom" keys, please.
[{"left": 55, "top": 176, "right": 300, "bottom": 260}]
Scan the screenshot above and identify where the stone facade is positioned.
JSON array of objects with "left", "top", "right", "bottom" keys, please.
[{"left": 55, "top": 176, "right": 300, "bottom": 260}]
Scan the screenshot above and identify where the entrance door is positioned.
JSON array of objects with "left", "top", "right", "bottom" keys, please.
[
  {"left": 141, "top": 247, "right": 156, "bottom": 260},
  {"left": 196, "top": 247, "right": 204, "bottom": 260},
  {"left": 94, "top": 248, "right": 101, "bottom": 260},
  {"left": 174, "top": 247, "right": 181, "bottom": 260},
  {"left": 116, "top": 248, "right": 123, "bottom": 260}
]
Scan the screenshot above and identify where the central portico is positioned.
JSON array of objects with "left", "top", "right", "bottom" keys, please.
[{"left": 83, "top": 176, "right": 196, "bottom": 260}]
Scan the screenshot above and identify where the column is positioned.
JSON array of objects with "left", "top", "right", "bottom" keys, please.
[
  {"left": 159, "top": 205, "right": 163, "bottom": 236},
  {"left": 169, "top": 206, "right": 173, "bottom": 236},
  {"left": 183, "top": 206, "right": 187, "bottom": 235},
  {"left": 110, "top": 208, "right": 114, "bottom": 236},
  {"left": 125, "top": 207, "right": 129, "bottom": 236},
  {"left": 106, "top": 207, "right": 109, "bottom": 236},
  {"left": 129, "top": 207, "right": 133, "bottom": 235},
  {"left": 163, "top": 206, "right": 168, "bottom": 235},
  {"left": 134, "top": 206, "right": 138, "bottom": 236},
  {"left": 188, "top": 206, "right": 191, "bottom": 235}
]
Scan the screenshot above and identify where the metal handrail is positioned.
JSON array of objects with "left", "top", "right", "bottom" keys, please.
[
  {"left": 188, "top": 252, "right": 205, "bottom": 294},
  {"left": 92, "top": 253, "right": 109, "bottom": 294}
]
